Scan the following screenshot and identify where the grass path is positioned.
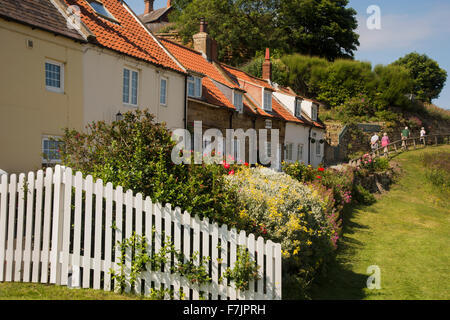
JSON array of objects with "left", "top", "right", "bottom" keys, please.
[{"left": 311, "top": 145, "right": 450, "bottom": 300}]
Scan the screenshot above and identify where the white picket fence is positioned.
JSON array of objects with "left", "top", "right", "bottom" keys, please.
[{"left": 0, "top": 165, "right": 282, "bottom": 300}]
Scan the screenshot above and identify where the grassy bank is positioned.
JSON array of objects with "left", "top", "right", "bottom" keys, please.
[{"left": 311, "top": 145, "right": 450, "bottom": 300}]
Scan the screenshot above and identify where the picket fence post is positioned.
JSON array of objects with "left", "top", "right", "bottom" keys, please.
[{"left": 0, "top": 166, "right": 283, "bottom": 300}]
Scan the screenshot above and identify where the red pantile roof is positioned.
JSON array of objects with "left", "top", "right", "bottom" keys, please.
[
  {"left": 199, "top": 77, "right": 236, "bottom": 110},
  {"left": 0, "top": 0, "right": 85, "bottom": 41},
  {"left": 220, "top": 64, "right": 273, "bottom": 90},
  {"left": 159, "top": 38, "right": 242, "bottom": 110},
  {"left": 222, "top": 63, "right": 325, "bottom": 128},
  {"left": 63, "top": 0, "right": 184, "bottom": 73},
  {"left": 160, "top": 38, "right": 239, "bottom": 89}
]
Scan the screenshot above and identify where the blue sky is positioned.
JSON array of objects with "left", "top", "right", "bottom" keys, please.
[{"left": 126, "top": 0, "right": 450, "bottom": 109}]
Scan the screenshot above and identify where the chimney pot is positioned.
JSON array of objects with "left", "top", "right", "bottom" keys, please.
[
  {"left": 167, "top": 0, "right": 172, "bottom": 7},
  {"left": 199, "top": 18, "right": 208, "bottom": 33},
  {"left": 144, "top": 0, "right": 154, "bottom": 14},
  {"left": 262, "top": 48, "right": 272, "bottom": 81}
]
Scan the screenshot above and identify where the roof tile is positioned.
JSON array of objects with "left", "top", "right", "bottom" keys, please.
[{"left": 63, "top": 0, "right": 183, "bottom": 73}]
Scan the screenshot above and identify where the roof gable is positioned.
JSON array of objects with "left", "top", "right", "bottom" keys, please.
[
  {"left": 63, "top": 0, "right": 183, "bottom": 73},
  {"left": 0, "top": 0, "right": 85, "bottom": 41}
]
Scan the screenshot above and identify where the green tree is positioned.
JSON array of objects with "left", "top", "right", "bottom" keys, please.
[
  {"left": 278, "top": 0, "right": 360, "bottom": 60},
  {"left": 392, "top": 52, "right": 447, "bottom": 103},
  {"left": 373, "top": 64, "right": 414, "bottom": 110},
  {"left": 169, "top": 0, "right": 360, "bottom": 65},
  {"left": 170, "top": 0, "right": 280, "bottom": 65}
]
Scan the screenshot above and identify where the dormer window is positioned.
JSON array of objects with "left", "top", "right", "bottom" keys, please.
[
  {"left": 233, "top": 91, "right": 243, "bottom": 113},
  {"left": 263, "top": 90, "right": 272, "bottom": 112},
  {"left": 187, "top": 75, "right": 202, "bottom": 98},
  {"left": 311, "top": 104, "right": 318, "bottom": 121},
  {"left": 87, "top": 0, "right": 116, "bottom": 21},
  {"left": 295, "top": 99, "right": 302, "bottom": 117}
]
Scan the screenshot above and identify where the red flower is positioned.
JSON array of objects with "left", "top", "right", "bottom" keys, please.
[
  {"left": 318, "top": 167, "right": 325, "bottom": 172},
  {"left": 223, "top": 162, "right": 230, "bottom": 170},
  {"left": 244, "top": 162, "right": 249, "bottom": 167},
  {"left": 228, "top": 170, "right": 235, "bottom": 175},
  {"left": 316, "top": 175, "right": 322, "bottom": 179}
]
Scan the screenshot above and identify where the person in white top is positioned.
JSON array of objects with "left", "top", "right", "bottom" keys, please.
[
  {"left": 420, "top": 127, "right": 427, "bottom": 145},
  {"left": 370, "top": 133, "right": 380, "bottom": 155}
]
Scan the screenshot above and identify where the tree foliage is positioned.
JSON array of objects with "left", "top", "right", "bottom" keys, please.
[
  {"left": 392, "top": 52, "right": 447, "bottom": 103},
  {"left": 169, "top": 0, "right": 359, "bottom": 65}
]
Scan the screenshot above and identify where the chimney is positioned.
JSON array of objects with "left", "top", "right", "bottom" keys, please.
[
  {"left": 193, "top": 18, "right": 214, "bottom": 61},
  {"left": 167, "top": 0, "right": 172, "bottom": 7},
  {"left": 262, "top": 48, "right": 272, "bottom": 81},
  {"left": 144, "top": 0, "right": 154, "bottom": 14}
]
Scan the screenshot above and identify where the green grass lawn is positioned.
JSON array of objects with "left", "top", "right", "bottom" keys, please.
[
  {"left": 0, "top": 282, "right": 147, "bottom": 300},
  {"left": 311, "top": 145, "right": 450, "bottom": 300}
]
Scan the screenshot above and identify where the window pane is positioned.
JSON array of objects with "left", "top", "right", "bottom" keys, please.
[
  {"left": 264, "top": 91, "right": 272, "bottom": 111},
  {"left": 45, "top": 62, "right": 61, "bottom": 89},
  {"left": 131, "top": 71, "right": 138, "bottom": 105},
  {"left": 89, "top": 1, "right": 115, "bottom": 19},
  {"left": 188, "top": 81, "right": 195, "bottom": 97},
  {"left": 160, "top": 79, "right": 167, "bottom": 104},
  {"left": 195, "top": 77, "right": 202, "bottom": 97},
  {"left": 123, "top": 69, "right": 130, "bottom": 104},
  {"left": 297, "top": 144, "right": 303, "bottom": 161}
]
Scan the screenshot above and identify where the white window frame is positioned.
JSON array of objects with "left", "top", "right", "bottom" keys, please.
[
  {"left": 263, "top": 89, "right": 272, "bottom": 112},
  {"left": 187, "top": 75, "right": 202, "bottom": 98},
  {"left": 285, "top": 143, "right": 293, "bottom": 162},
  {"left": 233, "top": 91, "right": 244, "bottom": 113},
  {"left": 297, "top": 143, "right": 304, "bottom": 162},
  {"left": 295, "top": 99, "right": 302, "bottom": 117},
  {"left": 123, "top": 67, "right": 139, "bottom": 106},
  {"left": 160, "top": 77, "right": 168, "bottom": 106},
  {"left": 42, "top": 135, "right": 63, "bottom": 165},
  {"left": 45, "top": 59, "right": 64, "bottom": 93}
]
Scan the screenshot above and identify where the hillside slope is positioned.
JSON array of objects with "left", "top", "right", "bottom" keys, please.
[{"left": 311, "top": 145, "right": 450, "bottom": 300}]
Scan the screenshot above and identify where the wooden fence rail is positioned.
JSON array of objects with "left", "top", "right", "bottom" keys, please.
[
  {"left": 349, "top": 133, "right": 450, "bottom": 166},
  {"left": 0, "top": 166, "right": 282, "bottom": 300}
]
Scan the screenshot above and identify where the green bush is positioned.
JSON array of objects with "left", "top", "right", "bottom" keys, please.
[
  {"left": 353, "top": 184, "right": 376, "bottom": 205},
  {"left": 373, "top": 157, "right": 390, "bottom": 172},
  {"left": 61, "top": 109, "right": 239, "bottom": 227}
]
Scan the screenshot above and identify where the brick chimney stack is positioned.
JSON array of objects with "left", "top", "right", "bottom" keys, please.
[
  {"left": 193, "top": 18, "right": 217, "bottom": 61},
  {"left": 167, "top": 0, "right": 172, "bottom": 7},
  {"left": 144, "top": 0, "right": 154, "bottom": 14},
  {"left": 262, "top": 48, "right": 272, "bottom": 81}
]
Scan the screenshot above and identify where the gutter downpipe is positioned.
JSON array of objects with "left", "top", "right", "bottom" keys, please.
[
  {"left": 308, "top": 125, "right": 313, "bottom": 165},
  {"left": 184, "top": 76, "right": 188, "bottom": 129}
]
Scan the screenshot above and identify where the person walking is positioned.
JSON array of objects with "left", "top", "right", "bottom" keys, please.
[
  {"left": 420, "top": 127, "right": 427, "bottom": 145},
  {"left": 401, "top": 126, "right": 410, "bottom": 150},
  {"left": 381, "top": 133, "right": 390, "bottom": 157},
  {"left": 370, "top": 132, "right": 380, "bottom": 156}
]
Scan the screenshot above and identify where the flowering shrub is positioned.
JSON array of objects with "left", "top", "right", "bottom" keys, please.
[
  {"left": 224, "top": 166, "right": 337, "bottom": 298},
  {"left": 283, "top": 162, "right": 354, "bottom": 212},
  {"left": 61, "top": 109, "right": 240, "bottom": 227}
]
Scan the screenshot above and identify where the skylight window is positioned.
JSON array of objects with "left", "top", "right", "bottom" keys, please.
[{"left": 88, "top": 0, "right": 116, "bottom": 21}]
